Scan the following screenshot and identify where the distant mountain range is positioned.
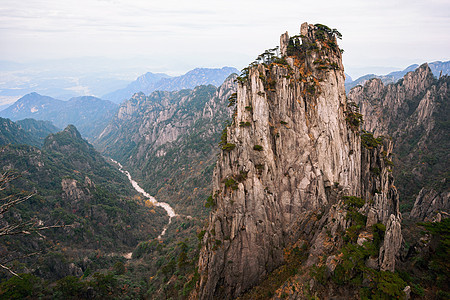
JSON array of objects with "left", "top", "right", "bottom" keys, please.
[
  {"left": 103, "top": 67, "right": 239, "bottom": 103},
  {"left": 0, "top": 93, "right": 118, "bottom": 139},
  {"left": 345, "top": 60, "right": 450, "bottom": 92}
]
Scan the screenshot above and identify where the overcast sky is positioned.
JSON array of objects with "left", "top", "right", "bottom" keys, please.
[{"left": 1, "top": 0, "right": 449, "bottom": 78}]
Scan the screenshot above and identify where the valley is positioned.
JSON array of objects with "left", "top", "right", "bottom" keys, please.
[
  {"left": 112, "top": 159, "right": 178, "bottom": 239},
  {"left": 0, "top": 22, "right": 448, "bottom": 300}
]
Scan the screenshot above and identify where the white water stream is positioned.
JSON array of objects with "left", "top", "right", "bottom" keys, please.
[{"left": 111, "top": 159, "right": 176, "bottom": 239}]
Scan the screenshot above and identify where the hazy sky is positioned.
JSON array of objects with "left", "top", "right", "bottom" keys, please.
[{"left": 1, "top": 0, "right": 449, "bottom": 78}]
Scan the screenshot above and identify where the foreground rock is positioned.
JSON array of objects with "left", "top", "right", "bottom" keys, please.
[{"left": 196, "top": 23, "right": 402, "bottom": 299}]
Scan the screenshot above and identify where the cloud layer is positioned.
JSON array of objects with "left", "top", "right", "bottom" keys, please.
[{"left": 1, "top": 0, "right": 449, "bottom": 77}]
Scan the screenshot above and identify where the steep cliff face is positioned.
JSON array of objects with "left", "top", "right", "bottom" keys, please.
[
  {"left": 197, "top": 23, "right": 402, "bottom": 299},
  {"left": 348, "top": 64, "right": 449, "bottom": 214},
  {"left": 349, "top": 64, "right": 436, "bottom": 137},
  {"left": 410, "top": 188, "right": 450, "bottom": 221}
]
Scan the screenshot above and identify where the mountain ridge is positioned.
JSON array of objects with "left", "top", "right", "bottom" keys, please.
[
  {"left": 95, "top": 75, "right": 236, "bottom": 217},
  {"left": 103, "top": 66, "right": 238, "bottom": 103},
  {"left": 345, "top": 60, "right": 450, "bottom": 92},
  {"left": 348, "top": 63, "right": 449, "bottom": 213},
  {"left": 0, "top": 93, "right": 118, "bottom": 139}
]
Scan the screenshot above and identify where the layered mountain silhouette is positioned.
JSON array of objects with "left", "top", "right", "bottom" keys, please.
[
  {"left": 103, "top": 67, "right": 238, "bottom": 103},
  {"left": 0, "top": 93, "right": 118, "bottom": 139}
]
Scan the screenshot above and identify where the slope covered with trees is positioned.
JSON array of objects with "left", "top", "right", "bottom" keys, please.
[{"left": 0, "top": 125, "right": 168, "bottom": 297}]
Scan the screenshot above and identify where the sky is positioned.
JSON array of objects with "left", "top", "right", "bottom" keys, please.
[{"left": 0, "top": 0, "right": 449, "bottom": 78}]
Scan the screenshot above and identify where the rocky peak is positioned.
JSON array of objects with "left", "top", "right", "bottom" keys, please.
[
  {"left": 44, "top": 125, "right": 85, "bottom": 150},
  {"left": 348, "top": 63, "right": 436, "bottom": 136},
  {"left": 63, "top": 124, "right": 82, "bottom": 139},
  {"left": 348, "top": 62, "right": 448, "bottom": 215},
  {"left": 196, "top": 23, "right": 401, "bottom": 299}
]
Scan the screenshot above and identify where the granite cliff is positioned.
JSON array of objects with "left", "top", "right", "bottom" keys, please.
[
  {"left": 196, "top": 23, "right": 402, "bottom": 299},
  {"left": 348, "top": 64, "right": 449, "bottom": 217}
]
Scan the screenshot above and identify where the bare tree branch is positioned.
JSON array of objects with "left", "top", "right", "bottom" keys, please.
[
  {"left": 0, "top": 263, "right": 22, "bottom": 278},
  {"left": 0, "top": 193, "right": 35, "bottom": 215},
  {"left": 0, "top": 170, "right": 72, "bottom": 277},
  {"left": 2, "top": 250, "right": 44, "bottom": 265}
]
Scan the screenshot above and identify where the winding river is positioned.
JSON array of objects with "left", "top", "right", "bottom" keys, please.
[{"left": 111, "top": 159, "right": 176, "bottom": 239}]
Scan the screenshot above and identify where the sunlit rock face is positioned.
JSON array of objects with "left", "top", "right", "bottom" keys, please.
[{"left": 197, "top": 23, "right": 402, "bottom": 299}]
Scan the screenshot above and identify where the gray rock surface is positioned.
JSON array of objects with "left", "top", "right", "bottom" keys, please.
[
  {"left": 197, "top": 23, "right": 402, "bottom": 299},
  {"left": 348, "top": 62, "right": 449, "bottom": 216},
  {"left": 410, "top": 188, "right": 450, "bottom": 221}
]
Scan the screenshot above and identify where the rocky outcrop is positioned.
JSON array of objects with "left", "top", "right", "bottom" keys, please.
[
  {"left": 348, "top": 64, "right": 436, "bottom": 137},
  {"left": 410, "top": 188, "right": 450, "bottom": 221},
  {"left": 61, "top": 178, "right": 92, "bottom": 211},
  {"left": 197, "top": 23, "right": 402, "bottom": 299},
  {"left": 348, "top": 63, "right": 449, "bottom": 212},
  {"left": 361, "top": 140, "right": 400, "bottom": 226}
]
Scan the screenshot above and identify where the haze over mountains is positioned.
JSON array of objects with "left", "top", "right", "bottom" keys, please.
[
  {"left": 0, "top": 67, "right": 240, "bottom": 140},
  {"left": 103, "top": 66, "right": 239, "bottom": 103},
  {"left": 0, "top": 63, "right": 239, "bottom": 108},
  {"left": 345, "top": 60, "right": 450, "bottom": 92},
  {"left": 0, "top": 30, "right": 448, "bottom": 298},
  {"left": 2, "top": 61, "right": 448, "bottom": 112},
  {"left": 0, "top": 93, "right": 118, "bottom": 139}
]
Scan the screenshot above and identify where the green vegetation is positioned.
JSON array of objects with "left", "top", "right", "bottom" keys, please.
[
  {"left": 382, "top": 75, "right": 449, "bottom": 211},
  {"left": 0, "top": 228, "right": 201, "bottom": 300},
  {"left": 0, "top": 126, "right": 170, "bottom": 296},
  {"left": 239, "top": 243, "right": 309, "bottom": 300},
  {"left": 345, "top": 102, "right": 363, "bottom": 131},
  {"left": 219, "top": 125, "right": 228, "bottom": 146},
  {"left": 239, "top": 121, "right": 251, "bottom": 127},
  {"left": 412, "top": 219, "right": 450, "bottom": 298},
  {"left": 343, "top": 196, "right": 367, "bottom": 243},
  {"left": 222, "top": 143, "right": 236, "bottom": 151},
  {"left": 228, "top": 92, "right": 238, "bottom": 107},
  {"left": 372, "top": 223, "right": 386, "bottom": 249},
  {"left": 0, "top": 117, "right": 42, "bottom": 148},
  {"left": 253, "top": 145, "right": 263, "bottom": 151},
  {"left": 307, "top": 196, "right": 407, "bottom": 299},
  {"left": 286, "top": 24, "right": 341, "bottom": 59},
  {"left": 361, "top": 132, "right": 383, "bottom": 149},
  {"left": 342, "top": 196, "right": 365, "bottom": 208},
  {"left": 370, "top": 167, "right": 381, "bottom": 176},
  {"left": 224, "top": 177, "right": 238, "bottom": 190},
  {"left": 332, "top": 241, "right": 407, "bottom": 299},
  {"left": 205, "top": 195, "right": 215, "bottom": 208},
  {"left": 235, "top": 170, "right": 248, "bottom": 182},
  {"left": 95, "top": 85, "right": 232, "bottom": 221},
  {"left": 314, "top": 24, "right": 342, "bottom": 40}
]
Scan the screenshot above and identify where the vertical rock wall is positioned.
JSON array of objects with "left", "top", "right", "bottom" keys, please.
[{"left": 197, "top": 23, "right": 401, "bottom": 299}]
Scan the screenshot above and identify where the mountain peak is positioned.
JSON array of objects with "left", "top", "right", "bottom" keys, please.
[
  {"left": 103, "top": 66, "right": 239, "bottom": 103},
  {"left": 197, "top": 22, "right": 401, "bottom": 299},
  {"left": 63, "top": 124, "right": 82, "bottom": 138},
  {"left": 44, "top": 124, "right": 87, "bottom": 152}
]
